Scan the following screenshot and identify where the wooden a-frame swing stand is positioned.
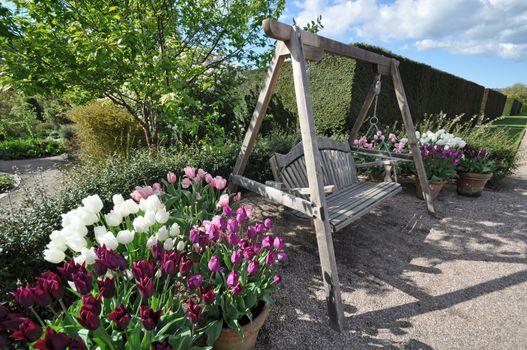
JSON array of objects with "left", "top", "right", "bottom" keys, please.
[{"left": 229, "top": 19, "right": 435, "bottom": 331}]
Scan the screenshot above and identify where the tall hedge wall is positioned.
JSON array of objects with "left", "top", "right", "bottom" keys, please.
[
  {"left": 480, "top": 88, "right": 507, "bottom": 118},
  {"left": 511, "top": 99, "right": 523, "bottom": 115},
  {"left": 236, "top": 44, "right": 499, "bottom": 136}
]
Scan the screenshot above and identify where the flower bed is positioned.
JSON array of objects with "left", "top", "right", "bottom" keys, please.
[
  {"left": 0, "top": 138, "right": 65, "bottom": 160},
  {"left": 1, "top": 167, "right": 285, "bottom": 349}
]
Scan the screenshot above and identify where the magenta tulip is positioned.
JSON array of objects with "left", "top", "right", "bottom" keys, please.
[
  {"left": 132, "top": 260, "right": 155, "bottom": 281},
  {"left": 227, "top": 270, "right": 239, "bottom": 288},
  {"left": 208, "top": 256, "right": 220, "bottom": 272},
  {"left": 137, "top": 277, "right": 154, "bottom": 299},
  {"left": 247, "top": 261, "right": 260, "bottom": 276},
  {"left": 277, "top": 252, "right": 287, "bottom": 262},
  {"left": 187, "top": 298, "right": 202, "bottom": 324},
  {"left": 231, "top": 251, "right": 242, "bottom": 265},
  {"left": 11, "top": 285, "right": 35, "bottom": 308},
  {"left": 273, "top": 236, "right": 285, "bottom": 250},
  {"left": 273, "top": 274, "right": 282, "bottom": 284},
  {"left": 200, "top": 287, "right": 215, "bottom": 305},
  {"left": 264, "top": 218, "right": 272, "bottom": 230},
  {"left": 187, "top": 274, "right": 203, "bottom": 290},
  {"left": 230, "top": 283, "right": 243, "bottom": 296},
  {"left": 262, "top": 235, "right": 273, "bottom": 249},
  {"left": 10, "top": 318, "right": 42, "bottom": 342},
  {"left": 179, "top": 256, "right": 193, "bottom": 276}
]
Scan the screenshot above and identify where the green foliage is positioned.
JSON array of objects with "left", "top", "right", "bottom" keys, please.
[
  {"left": 0, "top": 173, "right": 14, "bottom": 193},
  {"left": 501, "top": 83, "right": 527, "bottom": 106},
  {"left": 0, "top": 138, "right": 64, "bottom": 160},
  {"left": 68, "top": 100, "right": 144, "bottom": 159},
  {"left": 1, "top": 0, "right": 285, "bottom": 147}
]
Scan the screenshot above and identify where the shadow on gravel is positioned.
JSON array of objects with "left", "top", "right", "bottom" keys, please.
[{"left": 253, "top": 177, "right": 527, "bottom": 349}]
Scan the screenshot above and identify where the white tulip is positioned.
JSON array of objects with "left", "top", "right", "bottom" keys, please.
[
  {"left": 74, "top": 247, "right": 97, "bottom": 266},
  {"left": 170, "top": 223, "right": 180, "bottom": 237},
  {"left": 155, "top": 208, "right": 169, "bottom": 224},
  {"left": 146, "top": 236, "right": 157, "bottom": 249},
  {"left": 47, "top": 240, "right": 66, "bottom": 252},
  {"left": 113, "top": 194, "right": 125, "bottom": 207},
  {"left": 61, "top": 210, "right": 77, "bottom": 227},
  {"left": 44, "top": 248, "right": 66, "bottom": 264},
  {"left": 176, "top": 240, "right": 185, "bottom": 252},
  {"left": 155, "top": 270, "right": 162, "bottom": 278},
  {"left": 117, "top": 199, "right": 139, "bottom": 217},
  {"left": 144, "top": 195, "right": 163, "bottom": 213},
  {"left": 117, "top": 230, "right": 135, "bottom": 244},
  {"left": 133, "top": 216, "right": 150, "bottom": 233},
  {"left": 156, "top": 226, "right": 169, "bottom": 242},
  {"left": 163, "top": 238, "right": 174, "bottom": 250},
  {"left": 82, "top": 194, "right": 104, "bottom": 214},
  {"left": 76, "top": 207, "right": 99, "bottom": 226},
  {"left": 99, "top": 232, "right": 119, "bottom": 250},
  {"left": 63, "top": 224, "right": 88, "bottom": 238},
  {"left": 105, "top": 211, "right": 123, "bottom": 227},
  {"left": 49, "top": 230, "right": 67, "bottom": 250},
  {"left": 144, "top": 211, "right": 156, "bottom": 226},
  {"left": 66, "top": 235, "right": 87, "bottom": 252}
]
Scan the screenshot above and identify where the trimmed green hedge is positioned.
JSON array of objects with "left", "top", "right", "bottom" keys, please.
[
  {"left": 511, "top": 99, "right": 523, "bottom": 115},
  {"left": 481, "top": 88, "right": 507, "bottom": 118},
  {"left": 237, "top": 44, "right": 497, "bottom": 136}
]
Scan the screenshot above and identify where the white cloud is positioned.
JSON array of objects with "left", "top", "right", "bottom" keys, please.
[{"left": 291, "top": 0, "right": 527, "bottom": 60}]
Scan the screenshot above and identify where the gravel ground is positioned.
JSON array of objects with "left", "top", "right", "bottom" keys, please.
[
  {"left": 0, "top": 154, "right": 69, "bottom": 209},
  {"left": 251, "top": 136, "right": 527, "bottom": 350}
]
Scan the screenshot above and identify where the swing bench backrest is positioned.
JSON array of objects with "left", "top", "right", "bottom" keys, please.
[
  {"left": 269, "top": 136, "right": 402, "bottom": 232},
  {"left": 269, "top": 137, "right": 359, "bottom": 191}
]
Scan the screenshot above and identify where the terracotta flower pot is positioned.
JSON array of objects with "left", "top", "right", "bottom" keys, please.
[
  {"left": 213, "top": 303, "right": 270, "bottom": 350},
  {"left": 457, "top": 172, "right": 493, "bottom": 196},
  {"left": 415, "top": 179, "right": 446, "bottom": 200}
]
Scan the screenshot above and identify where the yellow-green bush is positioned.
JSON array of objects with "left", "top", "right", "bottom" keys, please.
[{"left": 68, "top": 100, "right": 143, "bottom": 159}]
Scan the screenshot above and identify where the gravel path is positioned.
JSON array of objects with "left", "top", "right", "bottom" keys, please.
[
  {"left": 251, "top": 134, "right": 527, "bottom": 350},
  {"left": 0, "top": 154, "right": 69, "bottom": 209}
]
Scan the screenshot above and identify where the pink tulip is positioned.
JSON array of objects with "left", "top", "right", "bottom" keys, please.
[
  {"left": 197, "top": 169, "right": 207, "bottom": 179},
  {"left": 184, "top": 166, "right": 196, "bottom": 179},
  {"left": 167, "top": 172, "right": 177, "bottom": 184},
  {"left": 181, "top": 178, "right": 192, "bottom": 189},
  {"left": 217, "top": 194, "right": 229, "bottom": 207}
]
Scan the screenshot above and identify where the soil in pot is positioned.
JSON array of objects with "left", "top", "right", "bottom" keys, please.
[
  {"left": 415, "top": 179, "right": 446, "bottom": 200},
  {"left": 213, "top": 302, "right": 270, "bottom": 350},
  {"left": 457, "top": 172, "right": 493, "bottom": 197}
]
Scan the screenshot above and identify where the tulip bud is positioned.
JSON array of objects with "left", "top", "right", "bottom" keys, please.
[
  {"left": 200, "top": 287, "right": 215, "bottom": 305},
  {"left": 273, "top": 274, "right": 282, "bottom": 284},
  {"left": 264, "top": 218, "right": 272, "bottom": 230},
  {"left": 226, "top": 270, "right": 239, "bottom": 288},
  {"left": 230, "top": 283, "right": 243, "bottom": 296},
  {"left": 277, "top": 252, "right": 287, "bottom": 262},
  {"left": 262, "top": 235, "right": 273, "bottom": 249},
  {"left": 273, "top": 236, "right": 285, "bottom": 250},
  {"left": 137, "top": 277, "right": 154, "bottom": 299},
  {"left": 247, "top": 261, "right": 260, "bottom": 276},
  {"left": 217, "top": 194, "right": 229, "bottom": 207},
  {"left": 167, "top": 171, "right": 177, "bottom": 184},
  {"left": 208, "top": 256, "right": 220, "bottom": 272},
  {"left": 265, "top": 252, "right": 276, "bottom": 266},
  {"left": 231, "top": 251, "right": 242, "bottom": 265},
  {"left": 187, "top": 274, "right": 203, "bottom": 290},
  {"left": 108, "top": 304, "right": 131, "bottom": 330},
  {"left": 140, "top": 306, "right": 162, "bottom": 331},
  {"left": 176, "top": 240, "right": 185, "bottom": 252},
  {"left": 223, "top": 206, "right": 232, "bottom": 216},
  {"left": 11, "top": 285, "right": 35, "bottom": 308},
  {"left": 179, "top": 256, "right": 193, "bottom": 276},
  {"left": 10, "top": 318, "right": 42, "bottom": 342},
  {"left": 189, "top": 228, "right": 199, "bottom": 244},
  {"left": 186, "top": 299, "right": 202, "bottom": 324},
  {"left": 97, "top": 277, "right": 116, "bottom": 298}
]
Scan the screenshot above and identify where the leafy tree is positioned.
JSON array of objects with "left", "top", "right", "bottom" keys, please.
[
  {"left": 0, "top": 0, "right": 285, "bottom": 148},
  {"left": 501, "top": 83, "right": 527, "bottom": 105}
]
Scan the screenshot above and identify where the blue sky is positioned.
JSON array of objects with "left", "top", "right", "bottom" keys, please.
[{"left": 282, "top": 0, "right": 527, "bottom": 89}]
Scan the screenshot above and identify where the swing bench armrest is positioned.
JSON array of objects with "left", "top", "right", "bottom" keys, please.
[{"left": 265, "top": 181, "right": 335, "bottom": 195}]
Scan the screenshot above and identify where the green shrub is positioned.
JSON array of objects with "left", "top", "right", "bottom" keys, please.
[
  {"left": 0, "top": 138, "right": 65, "bottom": 160},
  {"left": 0, "top": 132, "right": 297, "bottom": 300},
  {"left": 68, "top": 100, "right": 144, "bottom": 159},
  {"left": 60, "top": 124, "right": 76, "bottom": 140},
  {"left": 480, "top": 88, "right": 507, "bottom": 119},
  {"left": 0, "top": 173, "right": 14, "bottom": 192}
]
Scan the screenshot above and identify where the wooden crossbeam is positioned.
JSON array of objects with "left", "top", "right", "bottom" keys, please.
[
  {"left": 349, "top": 74, "right": 382, "bottom": 143},
  {"left": 263, "top": 19, "right": 391, "bottom": 74}
]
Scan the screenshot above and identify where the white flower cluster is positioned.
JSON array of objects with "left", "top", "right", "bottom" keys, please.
[
  {"left": 44, "top": 192, "right": 184, "bottom": 265},
  {"left": 415, "top": 129, "right": 466, "bottom": 149}
]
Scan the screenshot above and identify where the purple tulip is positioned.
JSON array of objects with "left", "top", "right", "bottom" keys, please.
[
  {"left": 187, "top": 298, "right": 202, "bottom": 324},
  {"left": 189, "top": 228, "right": 200, "bottom": 244},
  {"left": 187, "top": 274, "right": 203, "bottom": 289},
  {"left": 151, "top": 243, "right": 162, "bottom": 260},
  {"left": 255, "top": 223, "right": 264, "bottom": 235},
  {"left": 152, "top": 338, "right": 172, "bottom": 350},
  {"left": 273, "top": 236, "right": 285, "bottom": 250},
  {"left": 160, "top": 251, "right": 179, "bottom": 277},
  {"left": 10, "top": 318, "right": 42, "bottom": 342},
  {"left": 132, "top": 260, "right": 155, "bottom": 281},
  {"left": 140, "top": 306, "right": 162, "bottom": 331},
  {"left": 223, "top": 206, "right": 232, "bottom": 216},
  {"left": 227, "top": 270, "right": 239, "bottom": 288},
  {"left": 265, "top": 252, "right": 276, "bottom": 266},
  {"left": 262, "top": 235, "right": 273, "bottom": 249},
  {"left": 264, "top": 218, "right": 273, "bottom": 230},
  {"left": 277, "top": 252, "right": 287, "bottom": 262},
  {"left": 208, "top": 255, "right": 220, "bottom": 272},
  {"left": 33, "top": 327, "right": 70, "bottom": 350},
  {"left": 238, "top": 239, "right": 250, "bottom": 249},
  {"left": 97, "top": 277, "right": 116, "bottom": 298},
  {"left": 230, "top": 283, "right": 243, "bottom": 296},
  {"left": 207, "top": 224, "right": 219, "bottom": 241},
  {"left": 179, "top": 256, "right": 193, "bottom": 276},
  {"left": 81, "top": 295, "right": 102, "bottom": 315},
  {"left": 273, "top": 274, "right": 282, "bottom": 284},
  {"left": 252, "top": 243, "right": 262, "bottom": 255},
  {"left": 227, "top": 219, "right": 238, "bottom": 234},
  {"left": 94, "top": 246, "right": 127, "bottom": 276},
  {"left": 231, "top": 251, "right": 242, "bottom": 265},
  {"left": 137, "top": 277, "right": 154, "bottom": 299},
  {"left": 246, "top": 226, "right": 257, "bottom": 239},
  {"left": 243, "top": 247, "right": 256, "bottom": 261},
  {"left": 72, "top": 270, "right": 93, "bottom": 295},
  {"left": 236, "top": 207, "right": 247, "bottom": 223},
  {"left": 200, "top": 287, "right": 215, "bottom": 305},
  {"left": 36, "top": 271, "right": 64, "bottom": 300},
  {"left": 247, "top": 261, "right": 259, "bottom": 275},
  {"left": 108, "top": 304, "right": 131, "bottom": 330},
  {"left": 226, "top": 233, "right": 240, "bottom": 246},
  {"left": 69, "top": 336, "right": 88, "bottom": 350},
  {"left": 57, "top": 259, "right": 83, "bottom": 281},
  {"left": 77, "top": 308, "right": 99, "bottom": 331},
  {"left": 32, "top": 285, "right": 52, "bottom": 307},
  {"left": 11, "top": 285, "right": 35, "bottom": 308}
]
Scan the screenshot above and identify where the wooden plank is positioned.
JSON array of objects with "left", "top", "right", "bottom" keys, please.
[
  {"left": 349, "top": 146, "right": 414, "bottom": 161},
  {"left": 229, "top": 43, "right": 286, "bottom": 191},
  {"left": 390, "top": 59, "right": 435, "bottom": 214},
  {"left": 263, "top": 19, "right": 391, "bottom": 72},
  {"left": 348, "top": 74, "right": 381, "bottom": 143},
  {"left": 230, "top": 175, "right": 313, "bottom": 216},
  {"left": 287, "top": 26, "right": 346, "bottom": 332}
]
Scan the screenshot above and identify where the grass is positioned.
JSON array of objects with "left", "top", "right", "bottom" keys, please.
[
  {"left": 492, "top": 116, "right": 527, "bottom": 127},
  {"left": 490, "top": 115, "right": 527, "bottom": 150}
]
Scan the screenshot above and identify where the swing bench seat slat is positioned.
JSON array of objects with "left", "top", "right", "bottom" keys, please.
[{"left": 269, "top": 137, "right": 401, "bottom": 232}]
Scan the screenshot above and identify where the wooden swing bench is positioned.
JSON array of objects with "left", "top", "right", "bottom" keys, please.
[
  {"left": 268, "top": 137, "right": 401, "bottom": 232},
  {"left": 229, "top": 19, "right": 436, "bottom": 331}
]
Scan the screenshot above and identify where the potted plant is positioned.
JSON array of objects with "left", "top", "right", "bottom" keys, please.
[
  {"left": 414, "top": 144, "right": 462, "bottom": 200},
  {"left": 456, "top": 145, "right": 495, "bottom": 196},
  {"left": 1, "top": 167, "right": 285, "bottom": 350}
]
